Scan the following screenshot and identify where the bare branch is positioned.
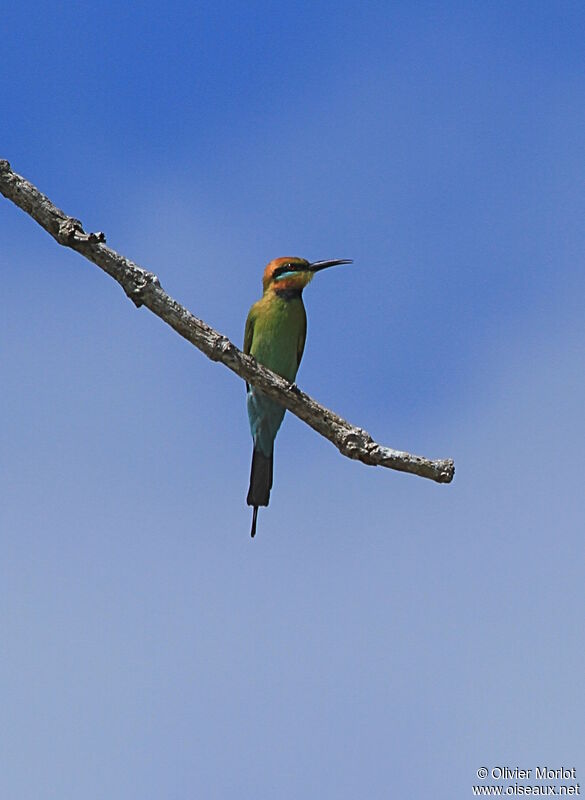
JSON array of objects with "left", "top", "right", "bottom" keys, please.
[{"left": 0, "top": 159, "right": 454, "bottom": 484}]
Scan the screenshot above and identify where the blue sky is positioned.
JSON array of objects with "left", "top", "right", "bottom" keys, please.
[{"left": 2, "top": 2, "right": 585, "bottom": 798}]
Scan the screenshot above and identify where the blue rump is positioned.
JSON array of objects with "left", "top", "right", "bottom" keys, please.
[{"left": 247, "top": 386, "right": 286, "bottom": 457}]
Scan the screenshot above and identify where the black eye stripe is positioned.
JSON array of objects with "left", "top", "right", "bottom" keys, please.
[{"left": 273, "top": 264, "right": 292, "bottom": 278}]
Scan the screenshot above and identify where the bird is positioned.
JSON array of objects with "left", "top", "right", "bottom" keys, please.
[{"left": 244, "top": 256, "right": 352, "bottom": 537}]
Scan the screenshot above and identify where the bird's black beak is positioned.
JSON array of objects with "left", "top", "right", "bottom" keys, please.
[{"left": 308, "top": 259, "right": 353, "bottom": 273}]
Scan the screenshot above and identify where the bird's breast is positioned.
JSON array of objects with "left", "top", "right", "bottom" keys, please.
[{"left": 250, "top": 296, "right": 306, "bottom": 382}]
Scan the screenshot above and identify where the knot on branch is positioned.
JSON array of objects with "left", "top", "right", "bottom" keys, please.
[
  {"left": 124, "top": 270, "right": 161, "bottom": 308},
  {"left": 57, "top": 217, "right": 106, "bottom": 245},
  {"left": 210, "top": 335, "right": 234, "bottom": 361},
  {"left": 338, "top": 427, "right": 373, "bottom": 460}
]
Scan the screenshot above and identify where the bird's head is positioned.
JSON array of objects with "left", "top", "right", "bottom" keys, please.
[{"left": 262, "top": 256, "right": 352, "bottom": 294}]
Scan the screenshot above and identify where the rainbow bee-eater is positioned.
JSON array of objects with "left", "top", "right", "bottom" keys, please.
[{"left": 244, "top": 256, "right": 352, "bottom": 537}]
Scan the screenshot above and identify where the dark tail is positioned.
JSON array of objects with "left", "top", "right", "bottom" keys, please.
[{"left": 247, "top": 448, "right": 273, "bottom": 537}]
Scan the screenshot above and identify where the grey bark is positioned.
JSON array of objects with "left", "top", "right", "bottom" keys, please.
[{"left": 0, "top": 159, "right": 454, "bottom": 484}]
